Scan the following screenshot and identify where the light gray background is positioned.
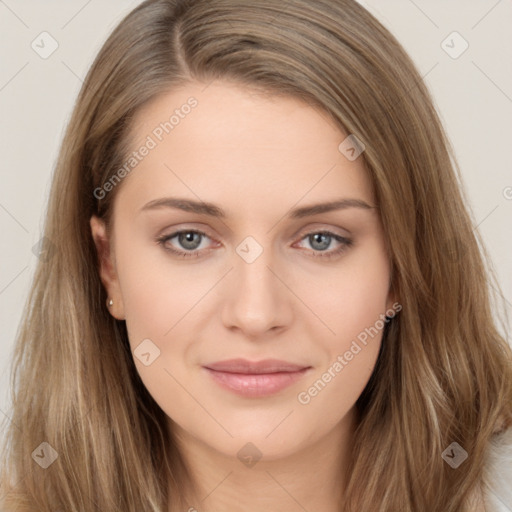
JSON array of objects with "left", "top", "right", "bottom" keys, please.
[{"left": 1, "top": 0, "right": 511, "bottom": 423}]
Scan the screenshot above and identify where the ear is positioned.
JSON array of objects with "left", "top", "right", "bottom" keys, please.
[{"left": 90, "top": 215, "right": 125, "bottom": 320}]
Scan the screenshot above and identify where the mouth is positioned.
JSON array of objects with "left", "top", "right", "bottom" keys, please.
[{"left": 202, "top": 358, "right": 311, "bottom": 398}]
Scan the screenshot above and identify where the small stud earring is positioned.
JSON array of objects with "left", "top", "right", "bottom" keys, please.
[{"left": 107, "top": 298, "right": 113, "bottom": 308}]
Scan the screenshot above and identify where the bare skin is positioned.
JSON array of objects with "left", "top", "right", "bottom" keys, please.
[{"left": 91, "top": 80, "right": 396, "bottom": 511}]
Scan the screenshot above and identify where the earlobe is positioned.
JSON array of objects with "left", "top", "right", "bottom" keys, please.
[{"left": 90, "top": 215, "right": 125, "bottom": 320}]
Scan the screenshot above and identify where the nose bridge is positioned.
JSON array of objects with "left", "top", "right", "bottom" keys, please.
[
  {"left": 221, "top": 233, "right": 292, "bottom": 335},
  {"left": 234, "top": 233, "right": 281, "bottom": 305}
]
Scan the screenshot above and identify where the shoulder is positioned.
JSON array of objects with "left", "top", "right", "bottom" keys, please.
[{"left": 481, "top": 427, "right": 512, "bottom": 512}]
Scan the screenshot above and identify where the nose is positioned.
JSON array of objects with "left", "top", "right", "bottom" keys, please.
[{"left": 221, "top": 244, "right": 294, "bottom": 339}]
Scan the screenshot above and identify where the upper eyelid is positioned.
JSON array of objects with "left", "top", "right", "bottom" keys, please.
[
  {"left": 160, "top": 227, "right": 349, "bottom": 247},
  {"left": 159, "top": 221, "right": 351, "bottom": 239}
]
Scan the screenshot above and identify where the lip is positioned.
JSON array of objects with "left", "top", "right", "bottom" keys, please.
[{"left": 203, "top": 358, "right": 311, "bottom": 398}]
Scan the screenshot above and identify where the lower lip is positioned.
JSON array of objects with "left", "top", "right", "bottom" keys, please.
[{"left": 203, "top": 367, "right": 310, "bottom": 398}]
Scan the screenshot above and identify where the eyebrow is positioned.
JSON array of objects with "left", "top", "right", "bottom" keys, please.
[{"left": 139, "top": 197, "right": 375, "bottom": 218}]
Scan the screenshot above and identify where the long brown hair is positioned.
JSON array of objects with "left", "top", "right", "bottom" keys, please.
[{"left": 1, "top": 0, "right": 511, "bottom": 510}]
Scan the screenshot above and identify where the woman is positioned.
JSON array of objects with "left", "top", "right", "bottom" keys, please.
[{"left": 1, "top": 0, "right": 511, "bottom": 510}]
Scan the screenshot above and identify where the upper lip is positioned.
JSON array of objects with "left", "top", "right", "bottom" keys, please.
[{"left": 204, "top": 358, "right": 310, "bottom": 374}]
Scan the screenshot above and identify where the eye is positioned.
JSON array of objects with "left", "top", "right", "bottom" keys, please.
[
  {"left": 293, "top": 231, "right": 353, "bottom": 260},
  {"left": 156, "top": 229, "right": 216, "bottom": 259},
  {"left": 156, "top": 229, "right": 353, "bottom": 260}
]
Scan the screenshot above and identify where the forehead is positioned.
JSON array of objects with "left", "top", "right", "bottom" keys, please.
[{"left": 117, "top": 80, "right": 374, "bottom": 216}]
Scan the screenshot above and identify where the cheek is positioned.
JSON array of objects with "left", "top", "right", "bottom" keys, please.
[
  {"left": 302, "top": 242, "right": 391, "bottom": 342},
  {"left": 114, "top": 244, "right": 204, "bottom": 413},
  {"left": 297, "top": 266, "right": 390, "bottom": 416},
  {"left": 115, "top": 240, "right": 211, "bottom": 345},
  {"left": 296, "top": 333, "right": 382, "bottom": 431},
  {"left": 297, "top": 244, "right": 390, "bottom": 403}
]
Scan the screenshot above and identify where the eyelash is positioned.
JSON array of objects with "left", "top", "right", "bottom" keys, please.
[{"left": 156, "top": 229, "right": 353, "bottom": 260}]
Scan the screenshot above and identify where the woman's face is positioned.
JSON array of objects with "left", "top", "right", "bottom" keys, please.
[{"left": 91, "top": 80, "right": 396, "bottom": 461}]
